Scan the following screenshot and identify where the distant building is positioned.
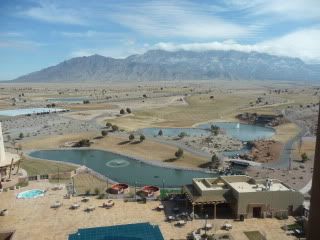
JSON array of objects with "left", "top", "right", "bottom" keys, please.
[{"left": 183, "top": 175, "right": 303, "bottom": 219}]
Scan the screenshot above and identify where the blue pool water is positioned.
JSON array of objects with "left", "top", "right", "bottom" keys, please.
[
  {"left": 69, "top": 222, "right": 164, "bottom": 240},
  {"left": 0, "top": 108, "right": 66, "bottom": 116},
  {"left": 140, "top": 122, "right": 275, "bottom": 141},
  {"left": 29, "top": 149, "right": 216, "bottom": 187},
  {"left": 17, "top": 189, "right": 45, "bottom": 199}
]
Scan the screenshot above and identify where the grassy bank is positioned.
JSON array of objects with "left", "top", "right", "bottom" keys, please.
[{"left": 21, "top": 158, "right": 76, "bottom": 176}]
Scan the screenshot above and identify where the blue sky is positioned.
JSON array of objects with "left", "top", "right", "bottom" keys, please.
[{"left": 0, "top": 0, "right": 319, "bottom": 80}]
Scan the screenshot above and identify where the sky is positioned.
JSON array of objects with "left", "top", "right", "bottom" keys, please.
[{"left": 0, "top": 0, "right": 320, "bottom": 80}]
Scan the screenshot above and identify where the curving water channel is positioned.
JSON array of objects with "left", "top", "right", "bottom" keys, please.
[{"left": 29, "top": 149, "right": 216, "bottom": 187}]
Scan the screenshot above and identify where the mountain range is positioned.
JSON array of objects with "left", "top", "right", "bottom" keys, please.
[{"left": 11, "top": 50, "right": 320, "bottom": 82}]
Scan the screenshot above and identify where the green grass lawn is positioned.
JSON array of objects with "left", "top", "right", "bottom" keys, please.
[
  {"left": 21, "top": 158, "right": 76, "bottom": 176},
  {"left": 244, "top": 231, "right": 266, "bottom": 240}
]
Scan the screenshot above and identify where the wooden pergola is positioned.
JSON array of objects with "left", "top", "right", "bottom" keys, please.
[{"left": 184, "top": 185, "right": 226, "bottom": 219}]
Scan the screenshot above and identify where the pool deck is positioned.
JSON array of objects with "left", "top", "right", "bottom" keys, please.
[{"left": 0, "top": 181, "right": 297, "bottom": 240}]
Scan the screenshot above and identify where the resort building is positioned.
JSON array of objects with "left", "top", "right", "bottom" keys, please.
[
  {"left": 183, "top": 175, "right": 303, "bottom": 219},
  {"left": 0, "top": 122, "right": 20, "bottom": 183}
]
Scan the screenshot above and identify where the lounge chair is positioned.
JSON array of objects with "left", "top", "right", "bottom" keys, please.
[
  {"left": 85, "top": 206, "right": 95, "bottom": 212},
  {"left": 103, "top": 200, "right": 114, "bottom": 208},
  {"left": 51, "top": 201, "right": 62, "bottom": 209},
  {"left": 70, "top": 203, "right": 80, "bottom": 210}
]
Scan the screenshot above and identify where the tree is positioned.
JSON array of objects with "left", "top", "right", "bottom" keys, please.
[
  {"left": 120, "top": 109, "right": 125, "bottom": 114},
  {"left": 301, "top": 152, "right": 309, "bottom": 163},
  {"left": 106, "top": 122, "right": 112, "bottom": 128},
  {"left": 19, "top": 133, "right": 24, "bottom": 139},
  {"left": 83, "top": 100, "right": 90, "bottom": 104},
  {"left": 178, "top": 132, "right": 187, "bottom": 139},
  {"left": 211, "top": 154, "right": 219, "bottom": 168},
  {"left": 101, "top": 130, "right": 108, "bottom": 137},
  {"left": 210, "top": 125, "right": 219, "bottom": 136},
  {"left": 175, "top": 148, "right": 184, "bottom": 159},
  {"left": 140, "top": 134, "right": 145, "bottom": 142},
  {"left": 111, "top": 125, "right": 119, "bottom": 132},
  {"left": 129, "top": 134, "right": 135, "bottom": 141},
  {"left": 126, "top": 108, "right": 132, "bottom": 114},
  {"left": 158, "top": 129, "right": 163, "bottom": 136}
]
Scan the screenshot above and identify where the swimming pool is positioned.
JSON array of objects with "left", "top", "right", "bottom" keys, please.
[
  {"left": 69, "top": 222, "right": 164, "bottom": 240},
  {"left": 16, "top": 189, "right": 45, "bottom": 199},
  {"left": 29, "top": 149, "right": 216, "bottom": 187},
  {"left": 0, "top": 108, "right": 66, "bottom": 116}
]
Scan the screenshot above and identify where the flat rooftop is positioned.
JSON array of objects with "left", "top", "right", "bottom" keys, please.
[
  {"left": 193, "top": 178, "right": 226, "bottom": 191},
  {"left": 228, "top": 182, "right": 289, "bottom": 193}
]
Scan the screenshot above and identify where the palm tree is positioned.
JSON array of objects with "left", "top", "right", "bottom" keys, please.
[
  {"left": 158, "top": 129, "right": 163, "bottom": 136},
  {"left": 120, "top": 109, "right": 125, "bottom": 114}
]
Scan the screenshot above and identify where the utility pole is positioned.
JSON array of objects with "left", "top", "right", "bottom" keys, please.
[{"left": 307, "top": 103, "right": 320, "bottom": 240}]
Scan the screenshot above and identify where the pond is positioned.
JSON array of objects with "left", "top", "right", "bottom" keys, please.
[
  {"left": 0, "top": 108, "right": 66, "bottom": 116},
  {"left": 197, "top": 122, "right": 275, "bottom": 141},
  {"left": 139, "top": 127, "right": 210, "bottom": 138},
  {"left": 140, "top": 122, "right": 275, "bottom": 142},
  {"left": 29, "top": 149, "right": 216, "bottom": 187}
]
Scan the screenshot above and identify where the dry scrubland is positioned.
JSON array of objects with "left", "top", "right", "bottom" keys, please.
[{"left": 0, "top": 80, "right": 318, "bottom": 190}]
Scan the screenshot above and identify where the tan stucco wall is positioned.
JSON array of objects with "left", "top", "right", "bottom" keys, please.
[{"left": 236, "top": 190, "right": 304, "bottom": 217}]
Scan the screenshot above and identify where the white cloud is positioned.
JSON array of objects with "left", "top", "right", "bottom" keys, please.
[
  {"left": 21, "top": 2, "right": 86, "bottom": 25},
  {"left": 60, "top": 31, "right": 107, "bottom": 38},
  {"left": 0, "top": 32, "right": 23, "bottom": 37},
  {"left": 228, "top": 0, "right": 320, "bottom": 21},
  {"left": 153, "top": 27, "right": 320, "bottom": 63},
  {"left": 69, "top": 45, "right": 146, "bottom": 59},
  {"left": 0, "top": 40, "right": 44, "bottom": 49},
  {"left": 109, "top": 1, "right": 255, "bottom": 39}
]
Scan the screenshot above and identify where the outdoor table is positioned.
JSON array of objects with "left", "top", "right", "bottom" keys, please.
[{"left": 168, "top": 216, "right": 175, "bottom": 221}]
